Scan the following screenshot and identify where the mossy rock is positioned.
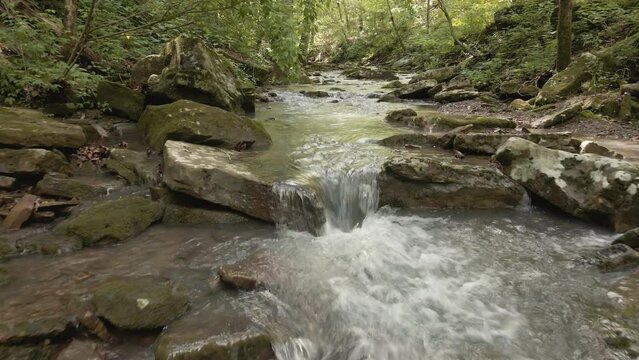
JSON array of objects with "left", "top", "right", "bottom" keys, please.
[
  {"left": 92, "top": 278, "right": 189, "bottom": 330},
  {"left": 54, "top": 196, "right": 163, "bottom": 247},
  {"left": 0, "top": 148, "right": 70, "bottom": 175},
  {"left": 104, "top": 149, "right": 161, "bottom": 185},
  {"left": 35, "top": 173, "right": 125, "bottom": 200},
  {"left": 420, "top": 111, "right": 516, "bottom": 129},
  {"left": 0, "top": 107, "right": 86, "bottom": 149},
  {"left": 536, "top": 53, "right": 598, "bottom": 104},
  {"left": 97, "top": 81, "right": 145, "bottom": 121},
  {"left": 138, "top": 99, "right": 271, "bottom": 152},
  {"left": 130, "top": 54, "right": 168, "bottom": 87}
]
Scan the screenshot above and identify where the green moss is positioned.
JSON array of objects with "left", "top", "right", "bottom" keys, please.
[{"left": 421, "top": 111, "right": 516, "bottom": 129}]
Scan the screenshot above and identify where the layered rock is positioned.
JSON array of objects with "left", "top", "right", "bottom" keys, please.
[
  {"left": 495, "top": 137, "right": 639, "bottom": 232},
  {"left": 393, "top": 79, "right": 440, "bottom": 99},
  {"left": 385, "top": 109, "right": 516, "bottom": 130},
  {"left": 138, "top": 100, "right": 271, "bottom": 152},
  {"left": 0, "top": 107, "right": 86, "bottom": 149},
  {"left": 378, "top": 152, "right": 526, "bottom": 209},
  {"left": 452, "top": 132, "right": 574, "bottom": 155},
  {"left": 148, "top": 35, "right": 249, "bottom": 113},
  {"left": 35, "top": 173, "right": 125, "bottom": 199},
  {"left": 0, "top": 149, "right": 70, "bottom": 175},
  {"left": 531, "top": 102, "right": 583, "bottom": 128},
  {"left": 96, "top": 81, "right": 145, "bottom": 121},
  {"left": 434, "top": 89, "right": 479, "bottom": 103},
  {"left": 105, "top": 149, "right": 161, "bottom": 185},
  {"left": 54, "top": 196, "right": 163, "bottom": 246},
  {"left": 163, "top": 141, "right": 325, "bottom": 233}
]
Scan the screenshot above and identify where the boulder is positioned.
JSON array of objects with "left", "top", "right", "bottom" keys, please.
[
  {"left": 510, "top": 99, "right": 533, "bottom": 111},
  {"left": 96, "top": 81, "right": 145, "bottom": 121},
  {"left": 163, "top": 204, "right": 249, "bottom": 225},
  {"left": 92, "top": 278, "right": 188, "bottom": 330},
  {"left": 378, "top": 152, "right": 526, "bottom": 209},
  {"left": 411, "top": 66, "right": 459, "bottom": 83},
  {"left": 154, "top": 293, "right": 274, "bottom": 360},
  {"left": 612, "top": 228, "right": 639, "bottom": 250},
  {"left": 495, "top": 137, "right": 639, "bottom": 232},
  {"left": 130, "top": 54, "right": 168, "bottom": 87},
  {"left": 301, "top": 90, "right": 330, "bottom": 98},
  {"left": 531, "top": 102, "right": 583, "bottom": 128},
  {"left": 0, "top": 149, "right": 70, "bottom": 175},
  {"left": 536, "top": 53, "right": 597, "bottom": 104},
  {"left": 0, "top": 107, "right": 86, "bottom": 149},
  {"left": 105, "top": 149, "right": 161, "bottom": 185},
  {"left": 163, "top": 141, "right": 325, "bottom": 233},
  {"left": 138, "top": 99, "right": 271, "bottom": 152},
  {"left": 385, "top": 110, "right": 516, "bottom": 130},
  {"left": 445, "top": 75, "right": 472, "bottom": 91},
  {"left": 579, "top": 141, "right": 622, "bottom": 159},
  {"left": 433, "top": 89, "right": 479, "bottom": 103},
  {"left": 218, "top": 252, "right": 273, "bottom": 291},
  {"left": 453, "top": 132, "right": 574, "bottom": 155},
  {"left": 394, "top": 79, "right": 440, "bottom": 99},
  {"left": 56, "top": 340, "right": 105, "bottom": 360},
  {"left": 592, "top": 244, "right": 639, "bottom": 272},
  {"left": 0, "top": 176, "right": 15, "bottom": 189},
  {"left": 148, "top": 35, "right": 247, "bottom": 113},
  {"left": 343, "top": 68, "right": 398, "bottom": 81},
  {"left": 35, "top": 173, "right": 125, "bottom": 199},
  {"left": 54, "top": 196, "right": 164, "bottom": 247}
]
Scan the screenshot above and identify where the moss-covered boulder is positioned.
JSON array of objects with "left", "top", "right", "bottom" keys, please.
[
  {"left": 130, "top": 54, "right": 168, "bottom": 87},
  {"left": 497, "top": 80, "right": 539, "bottom": 99},
  {"left": 536, "top": 53, "right": 598, "bottom": 104},
  {"left": 148, "top": 35, "right": 248, "bottom": 113},
  {"left": 138, "top": 99, "right": 271, "bottom": 152},
  {"left": 433, "top": 89, "right": 480, "bottom": 103},
  {"left": 154, "top": 292, "right": 274, "bottom": 360},
  {"left": 394, "top": 79, "right": 440, "bottom": 99},
  {"left": 0, "top": 107, "right": 86, "bottom": 149},
  {"left": 35, "top": 173, "right": 125, "bottom": 199},
  {"left": 54, "top": 197, "right": 163, "bottom": 247},
  {"left": 378, "top": 152, "right": 526, "bottom": 209},
  {"left": 385, "top": 110, "right": 516, "bottom": 130},
  {"left": 0, "top": 149, "right": 70, "bottom": 175},
  {"left": 104, "top": 149, "right": 161, "bottom": 185},
  {"left": 453, "top": 132, "right": 574, "bottom": 155},
  {"left": 96, "top": 81, "right": 145, "bottom": 121},
  {"left": 495, "top": 137, "right": 639, "bottom": 232},
  {"left": 92, "top": 278, "right": 188, "bottom": 330}
]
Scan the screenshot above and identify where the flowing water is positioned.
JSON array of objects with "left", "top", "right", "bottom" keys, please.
[{"left": 1, "top": 71, "right": 635, "bottom": 359}]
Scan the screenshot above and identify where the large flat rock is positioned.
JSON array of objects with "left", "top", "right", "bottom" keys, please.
[
  {"left": 0, "top": 107, "right": 86, "bottom": 149},
  {"left": 495, "top": 137, "right": 639, "bottom": 232},
  {"left": 0, "top": 148, "right": 70, "bottom": 175},
  {"left": 378, "top": 152, "right": 526, "bottom": 209},
  {"left": 163, "top": 141, "right": 325, "bottom": 233}
]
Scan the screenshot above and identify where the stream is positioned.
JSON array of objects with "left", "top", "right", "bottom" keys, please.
[{"left": 1, "top": 71, "right": 634, "bottom": 359}]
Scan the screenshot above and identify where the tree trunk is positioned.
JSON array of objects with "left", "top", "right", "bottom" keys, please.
[
  {"left": 64, "top": 0, "right": 78, "bottom": 35},
  {"left": 439, "top": 0, "right": 476, "bottom": 56},
  {"left": 385, "top": 0, "right": 406, "bottom": 51},
  {"left": 425, "top": 0, "right": 431, "bottom": 34},
  {"left": 556, "top": 0, "right": 573, "bottom": 71},
  {"left": 336, "top": 0, "right": 348, "bottom": 41}
]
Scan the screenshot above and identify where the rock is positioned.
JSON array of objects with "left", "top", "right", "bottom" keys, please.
[
  {"left": 54, "top": 196, "right": 164, "bottom": 247},
  {"left": 0, "top": 176, "right": 15, "bottom": 189},
  {"left": 130, "top": 54, "right": 168, "bottom": 87},
  {"left": 453, "top": 132, "right": 574, "bottom": 155},
  {"left": 35, "top": 173, "right": 125, "bottom": 199},
  {"left": 378, "top": 152, "right": 526, "bottom": 209},
  {"left": 43, "top": 102, "right": 77, "bottom": 117},
  {"left": 1, "top": 194, "right": 37, "bottom": 231},
  {"left": 510, "top": 99, "right": 533, "bottom": 111},
  {"left": 96, "top": 81, "right": 145, "bottom": 121},
  {"left": 394, "top": 79, "right": 440, "bottom": 99},
  {"left": 612, "top": 228, "right": 639, "bottom": 250},
  {"left": 56, "top": 340, "right": 105, "bottom": 360},
  {"left": 580, "top": 141, "right": 622, "bottom": 159},
  {"left": 0, "top": 345, "right": 59, "bottom": 360},
  {"left": 138, "top": 99, "right": 271, "bottom": 152},
  {"left": 444, "top": 75, "right": 472, "bottom": 91},
  {"left": 378, "top": 133, "right": 453, "bottom": 149},
  {"left": 163, "top": 204, "right": 249, "bottom": 225},
  {"left": 494, "top": 137, "right": 639, "bottom": 232},
  {"left": 621, "top": 83, "right": 639, "bottom": 98},
  {"left": 582, "top": 92, "right": 621, "bottom": 118},
  {"left": 0, "top": 107, "right": 87, "bottom": 149},
  {"left": 619, "top": 93, "right": 639, "bottom": 121},
  {"left": 531, "top": 102, "right": 583, "bottom": 128},
  {"left": 0, "top": 303, "right": 73, "bottom": 344},
  {"left": 0, "top": 239, "right": 17, "bottom": 262},
  {"left": 154, "top": 293, "right": 274, "bottom": 360},
  {"left": 105, "top": 149, "right": 161, "bottom": 185},
  {"left": 411, "top": 66, "right": 459, "bottom": 83},
  {"left": 498, "top": 80, "right": 539, "bottom": 99},
  {"left": 593, "top": 244, "right": 639, "bottom": 272},
  {"left": 343, "top": 68, "right": 398, "bottom": 81},
  {"left": 163, "top": 141, "right": 325, "bottom": 233},
  {"left": 382, "top": 80, "right": 403, "bottom": 89},
  {"left": 536, "top": 53, "right": 597, "bottom": 104},
  {"left": 301, "top": 90, "right": 330, "bottom": 98},
  {"left": 433, "top": 89, "right": 479, "bottom": 103},
  {"left": 15, "top": 233, "right": 82, "bottom": 256},
  {"left": 92, "top": 278, "right": 188, "bottom": 330},
  {"left": 0, "top": 149, "right": 70, "bottom": 175},
  {"left": 385, "top": 110, "right": 516, "bottom": 130},
  {"left": 218, "top": 252, "right": 272, "bottom": 291},
  {"left": 148, "top": 35, "right": 247, "bottom": 113}
]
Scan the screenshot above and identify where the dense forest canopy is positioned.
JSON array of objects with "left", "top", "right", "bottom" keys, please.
[{"left": 1, "top": 0, "right": 638, "bottom": 106}]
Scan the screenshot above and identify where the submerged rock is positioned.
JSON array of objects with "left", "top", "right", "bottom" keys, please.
[
  {"left": 495, "top": 138, "right": 639, "bottom": 232},
  {"left": 163, "top": 141, "right": 325, "bottom": 233},
  {"left": 218, "top": 252, "right": 273, "bottom": 291},
  {"left": 35, "top": 173, "right": 125, "bottom": 199},
  {"left": 54, "top": 196, "right": 163, "bottom": 247},
  {"left": 105, "top": 149, "right": 161, "bottom": 185},
  {"left": 0, "top": 148, "right": 70, "bottom": 175},
  {"left": 378, "top": 152, "right": 525, "bottom": 209},
  {"left": 154, "top": 293, "right": 274, "bottom": 360},
  {"left": 0, "top": 107, "right": 87, "bottom": 149},
  {"left": 92, "top": 278, "right": 189, "bottom": 330},
  {"left": 138, "top": 99, "right": 271, "bottom": 152},
  {"left": 96, "top": 81, "right": 145, "bottom": 121},
  {"left": 148, "top": 35, "right": 248, "bottom": 113}
]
